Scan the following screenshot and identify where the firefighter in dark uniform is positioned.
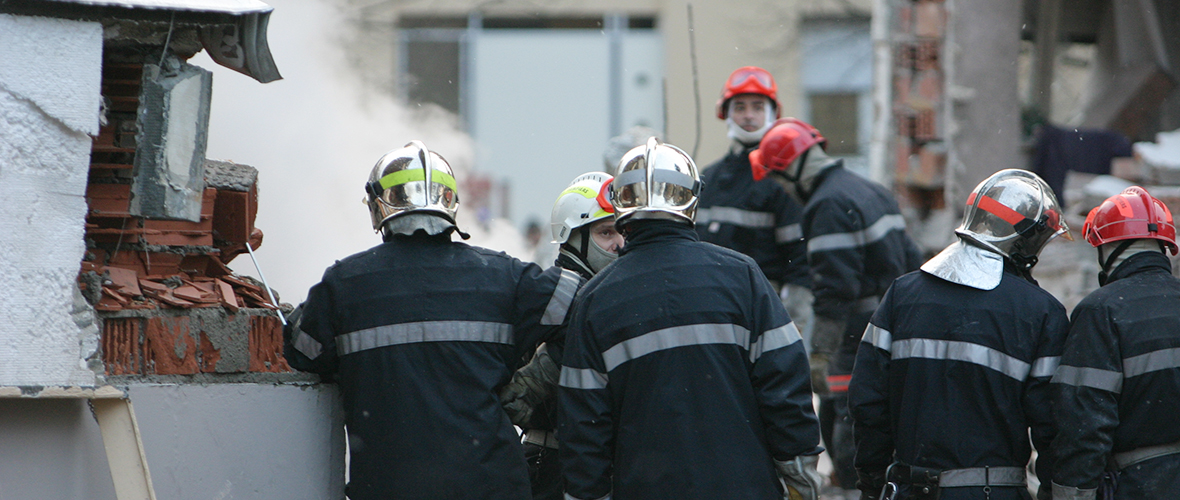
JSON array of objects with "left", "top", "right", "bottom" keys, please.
[
  {"left": 848, "top": 169, "right": 1071, "bottom": 500},
  {"left": 752, "top": 118, "right": 923, "bottom": 494},
  {"left": 559, "top": 138, "right": 823, "bottom": 500},
  {"left": 282, "top": 141, "right": 581, "bottom": 500},
  {"left": 499, "top": 172, "right": 624, "bottom": 500},
  {"left": 696, "top": 66, "right": 813, "bottom": 344},
  {"left": 1051, "top": 186, "right": 1180, "bottom": 500}
]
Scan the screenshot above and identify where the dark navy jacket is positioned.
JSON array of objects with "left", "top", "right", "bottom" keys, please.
[
  {"left": 696, "top": 148, "right": 811, "bottom": 288},
  {"left": 1052, "top": 251, "right": 1180, "bottom": 497},
  {"left": 803, "top": 164, "right": 922, "bottom": 322},
  {"left": 849, "top": 266, "right": 1067, "bottom": 498},
  {"left": 558, "top": 221, "right": 820, "bottom": 500},
  {"left": 284, "top": 233, "right": 580, "bottom": 500}
]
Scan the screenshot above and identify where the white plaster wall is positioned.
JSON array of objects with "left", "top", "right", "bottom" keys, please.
[
  {"left": 129, "top": 384, "right": 347, "bottom": 500},
  {"left": 0, "top": 384, "right": 345, "bottom": 500},
  {"left": 0, "top": 14, "right": 104, "bottom": 387}
]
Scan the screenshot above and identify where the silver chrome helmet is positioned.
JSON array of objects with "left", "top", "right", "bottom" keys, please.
[
  {"left": 956, "top": 168, "right": 1069, "bottom": 264},
  {"left": 365, "top": 140, "right": 459, "bottom": 231},
  {"left": 923, "top": 169, "right": 1069, "bottom": 289},
  {"left": 610, "top": 137, "right": 701, "bottom": 227},
  {"left": 551, "top": 172, "right": 614, "bottom": 244}
]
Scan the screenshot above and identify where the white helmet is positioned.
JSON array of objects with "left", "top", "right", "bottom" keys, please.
[
  {"left": 610, "top": 137, "right": 701, "bottom": 227},
  {"left": 365, "top": 140, "right": 459, "bottom": 231},
  {"left": 551, "top": 172, "right": 615, "bottom": 244}
]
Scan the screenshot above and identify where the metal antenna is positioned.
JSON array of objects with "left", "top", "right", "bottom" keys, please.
[{"left": 687, "top": 3, "right": 702, "bottom": 159}]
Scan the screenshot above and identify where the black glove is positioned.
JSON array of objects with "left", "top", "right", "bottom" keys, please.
[{"left": 499, "top": 343, "right": 560, "bottom": 427}]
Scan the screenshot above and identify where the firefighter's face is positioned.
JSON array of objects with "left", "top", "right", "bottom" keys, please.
[
  {"left": 730, "top": 95, "right": 771, "bottom": 132},
  {"left": 589, "top": 219, "right": 624, "bottom": 254}
]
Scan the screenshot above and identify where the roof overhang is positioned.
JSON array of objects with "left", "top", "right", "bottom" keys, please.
[{"left": 0, "top": 0, "right": 281, "bottom": 83}]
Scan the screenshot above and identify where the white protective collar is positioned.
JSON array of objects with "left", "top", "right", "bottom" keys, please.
[{"left": 921, "top": 239, "right": 1006, "bottom": 290}]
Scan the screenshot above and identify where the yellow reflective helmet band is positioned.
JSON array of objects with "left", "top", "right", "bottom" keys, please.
[
  {"left": 379, "top": 168, "right": 458, "bottom": 191},
  {"left": 559, "top": 185, "right": 598, "bottom": 199}
]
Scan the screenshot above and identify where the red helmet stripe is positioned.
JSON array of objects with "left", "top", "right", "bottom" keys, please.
[{"left": 967, "top": 192, "right": 1027, "bottom": 227}]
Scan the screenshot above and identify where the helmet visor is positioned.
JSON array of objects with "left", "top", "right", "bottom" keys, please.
[{"left": 728, "top": 68, "right": 773, "bottom": 89}]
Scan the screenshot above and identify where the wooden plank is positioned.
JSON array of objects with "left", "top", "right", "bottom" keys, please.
[{"left": 93, "top": 398, "right": 158, "bottom": 500}]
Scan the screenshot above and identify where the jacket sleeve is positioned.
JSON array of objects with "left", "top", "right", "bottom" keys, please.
[
  {"left": 848, "top": 288, "right": 896, "bottom": 493},
  {"left": 774, "top": 189, "right": 811, "bottom": 287},
  {"left": 283, "top": 272, "right": 340, "bottom": 377},
  {"left": 1024, "top": 300, "right": 1069, "bottom": 493},
  {"left": 805, "top": 197, "right": 864, "bottom": 321},
  {"left": 1050, "top": 301, "right": 1121, "bottom": 490},
  {"left": 512, "top": 264, "right": 584, "bottom": 370},
  {"left": 749, "top": 264, "right": 822, "bottom": 460},
  {"left": 558, "top": 296, "right": 614, "bottom": 500}
]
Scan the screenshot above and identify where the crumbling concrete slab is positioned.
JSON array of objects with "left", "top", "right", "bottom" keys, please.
[{"left": 131, "top": 54, "right": 211, "bottom": 222}]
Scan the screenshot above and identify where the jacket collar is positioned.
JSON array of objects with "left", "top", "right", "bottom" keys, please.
[
  {"left": 619, "top": 220, "right": 698, "bottom": 256},
  {"left": 1106, "top": 251, "right": 1173, "bottom": 284}
]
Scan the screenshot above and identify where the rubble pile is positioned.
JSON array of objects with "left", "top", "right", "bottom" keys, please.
[{"left": 80, "top": 157, "right": 291, "bottom": 376}]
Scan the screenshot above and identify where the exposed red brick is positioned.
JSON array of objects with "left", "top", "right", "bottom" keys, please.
[
  {"left": 86, "top": 183, "right": 132, "bottom": 216},
  {"left": 215, "top": 279, "right": 240, "bottom": 312},
  {"left": 211, "top": 189, "right": 254, "bottom": 245},
  {"left": 103, "top": 318, "right": 140, "bottom": 375},
  {"left": 249, "top": 315, "right": 290, "bottom": 373},
  {"left": 914, "top": 0, "right": 945, "bottom": 39},
  {"left": 106, "top": 266, "right": 142, "bottom": 296},
  {"left": 144, "top": 316, "right": 198, "bottom": 375},
  {"left": 173, "top": 285, "right": 209, "bottom": 303},
  {"left": 101, "top": 287, "right": 131, "bottom": 305},
  {"left": 199, "top": 331, "right": 221, "bottom": 373}
]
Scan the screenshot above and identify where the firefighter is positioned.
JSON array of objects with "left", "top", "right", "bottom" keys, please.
[
  {"left": 848, "top": 169, "right": 1070, "bottom": 500},
  {"left": 752, "top": 118, "right": 922, "bottom": 495},
  {"left": 282, "top": 141, "right": 581, "bottom": 500},
  {"left": 559, "top": 137, "right": 822, "bottom": 500},
  {"left": 1050, "top": 187, "right": 1180, "bottom": 500},
  {"left": 696, "top": 66, "right": 813, "bottom": 353},
  {"left": 500, "top": 172, "right": 623, "bottom": 500}
]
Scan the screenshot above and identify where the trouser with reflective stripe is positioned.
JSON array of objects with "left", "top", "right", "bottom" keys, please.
[{"left": 820, "top": 307, "right": 874, "bottom": 491}]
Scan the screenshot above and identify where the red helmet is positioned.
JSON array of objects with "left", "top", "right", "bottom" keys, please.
[
  {"left": 1083, "top": 186, "right": 1178, "bottom": 255},
  {"left": 716, "top": 66, "right": 781, "bottom": 119},
  {"left": 749, "top": 118, "right": 826, "bottom": 181}
]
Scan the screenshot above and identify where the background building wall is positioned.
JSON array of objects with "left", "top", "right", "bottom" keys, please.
[{"left": 0, "top": 14, "right": 104, "bottom": 387}]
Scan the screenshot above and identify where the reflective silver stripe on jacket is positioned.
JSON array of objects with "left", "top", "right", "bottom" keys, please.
[
  {"left": 542, "top": 269, "right": 582, "bottom": 325},
  {"left": 602, "top": 323, "right": 751, "bottom": 372},
  {"left": 862, "top": 324, "right": 892, "bottom": 352},
  {"left": 1051, "top": 365, "right": 1123, "bottom": 393},
  {"left": 775, "top": 223, "right": 803, "bottom": 243},
  {"left": 564, "top": 493, "right": 611, "bottom": 500},
  {"left": 559, "top": 366, "right": 609, "bottom": 390},
  {"left": 807, "top": 214, "right": 907, "bottom": 254},
  {"left": 748, "top": 323, "right": 802, "bottom": 363},
  {"left": 939, "top": 466, "right": 1025, "bottom": 487},
  {"left": 293, "top": 329, "right": 323, "bottom": 359},
  {"left": 336, "top": 321, "right": 513, "bottom": 356},
  {"left": 890, "top": 338, "right": 1034, "bottom": 381},
  {"left": 696, "top": 207, "right": 775, "bottom": 228},
  {"left": 1029, "top": 356, "right": 1061, "bottom": 378},
  {"left": 1123, "top": 347, "right": 1180, "bottom": 378}
]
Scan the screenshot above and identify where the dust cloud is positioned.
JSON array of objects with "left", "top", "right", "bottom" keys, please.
[{"left": 191, "top": 0, "right": 529, "bottom": 304}]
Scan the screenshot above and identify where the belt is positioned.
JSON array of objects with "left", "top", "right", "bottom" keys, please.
[
  {"left": 522, "top": 429, "right": 559, "bottom": 449},
  {"left": 1112, "top": 439, "right": 1180, "bottom": 470},
  {"left": 888, "top": 463, "right": 1026, "bottom": 488}
]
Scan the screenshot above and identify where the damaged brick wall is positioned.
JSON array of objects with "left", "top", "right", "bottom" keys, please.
[{"left": 81, "top": 51, "right": 290, "bottom": 378}]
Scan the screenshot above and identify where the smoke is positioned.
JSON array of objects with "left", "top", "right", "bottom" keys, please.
[{"left": 191, "top": 0, "right": 525, "bottom": 304}]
